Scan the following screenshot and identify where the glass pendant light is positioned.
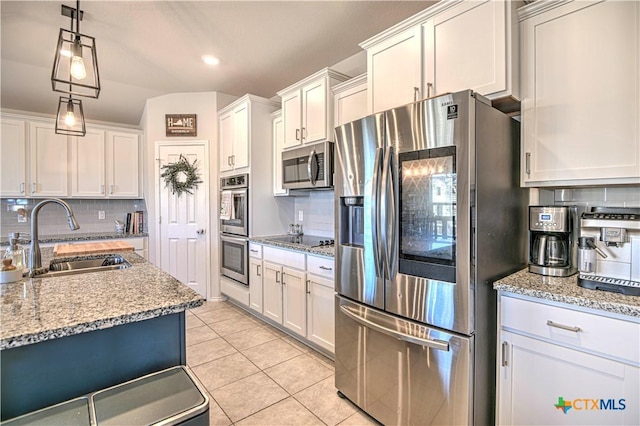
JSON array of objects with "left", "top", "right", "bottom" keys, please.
[
  {"left": 55, "top": 96, "right": 86, "bottom": 136},
  {"left": 51, "top": 1, "right": 100, "bottom": 98}
]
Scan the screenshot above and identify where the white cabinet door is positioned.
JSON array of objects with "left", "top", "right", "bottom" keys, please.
[
  {"left": 70, "top": 129, "right": 105, "bottom": 197},
  {"left": 424, "top": 0, "right": 515, "bottom": 99},
  {"left": 334, "top": 75, "right": 368, "bottom": 127},
  {"left": 29, "top": 122, "right": 68, "bottom": 197},
  {"left": 0, "top": 118, "right": 27, "bottom": 197},
  {"left": 520, "top": 0, "right": 640, "bottom": 186},
  {"left": 498, "top": 330, "right": 640, "bottom": 425},
  {"left": 219, "top": 110, "right": 234, "bottom": 172},
  {"left": 367, "top": 26, "right": 422, "bottom": 113},
  {"left": 107, "top": 131, "right": 140, "bottom": 198},
  {"left": 306, "top": 273, "right": 335, "bottom": 354},
  {"left": 282, "top": 266, "right": 306, "bottom": 337},
  {"left": 301, "top": 78, "right": 327, "bottom": 144},
  {"left": 281, "top": 90, "right": 302, "bottom": 149},
  {"left": 272, "top": 111, "right": 288, "bottom": 196},
  {"left": 232, "top": 102, "right": 250, "bottom": 169},
  {"left": 249, "top": 257, "right": 263, "bottom": 314},
  {"left": 262, "top": 260, "right": 283, "bottom": 324}
]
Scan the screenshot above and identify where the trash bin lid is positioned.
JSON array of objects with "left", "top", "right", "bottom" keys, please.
[
  {"left": 91, "top": 366, "right": 208, "bottom": 426},
  {"left": 1, "top": 397, "right": 90, "bottom": 426}
]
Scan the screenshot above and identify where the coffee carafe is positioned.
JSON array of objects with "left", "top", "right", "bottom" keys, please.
[{"left": 529, "top": 206, "right": 578, "bottom": 277}]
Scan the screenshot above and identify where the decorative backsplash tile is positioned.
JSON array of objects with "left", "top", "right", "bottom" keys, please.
[
  {"left": 0, "top": 198, "right": 147, "bottom": 237},
  {"left": 294, "top": 190, "right": 335, "bottom": 238},
  {"left": 540, "top": 186, "right": 640, "bottom": 208}
]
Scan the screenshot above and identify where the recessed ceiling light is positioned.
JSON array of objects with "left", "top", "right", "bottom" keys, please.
[{"left": 202, "top": 55, "right": 220, "bottom": 66}]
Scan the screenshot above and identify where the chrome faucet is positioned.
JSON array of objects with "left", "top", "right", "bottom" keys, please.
[{"left": 28, "top": 198, "right": 80, "bottom": 276}]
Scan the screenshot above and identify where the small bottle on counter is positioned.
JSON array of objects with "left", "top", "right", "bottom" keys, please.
[{"left": 3, "top": 232, "right": 26, "bottom": 271}]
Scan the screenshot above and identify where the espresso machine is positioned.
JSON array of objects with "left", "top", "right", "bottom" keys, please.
[
  {"left": 577, "top": 207, "right": 640, "bottom": 296},
  {"left": 528, "top": 206, "right": 579, "bottom": 277}
]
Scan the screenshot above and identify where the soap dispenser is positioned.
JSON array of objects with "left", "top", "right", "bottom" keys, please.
[{"left": 3, "top": 232, "right": 26, "bottom": 271}]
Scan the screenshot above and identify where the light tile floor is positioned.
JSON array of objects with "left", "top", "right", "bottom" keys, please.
[{"left": 187, "top": 301, "right": 379, "bottom": 426}]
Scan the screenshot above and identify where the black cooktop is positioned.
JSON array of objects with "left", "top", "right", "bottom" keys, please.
[{"left": 268, "top": 235, "right": 335, "bottom": 248}]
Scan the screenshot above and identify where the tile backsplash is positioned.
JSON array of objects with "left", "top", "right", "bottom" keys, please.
[
  {"left": 537, "top": 186, "right": 640, "bottom": 209},
  {"left": 0, "top": 198, "right": 147, "bottom": 237},
  {"left": 293, "top": 190, "right": 335, "bottom": 238}
]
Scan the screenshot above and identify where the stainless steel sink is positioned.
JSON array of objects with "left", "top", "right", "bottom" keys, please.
[{"left": 35, "top": 254, "right": 132, "bottom": 278}]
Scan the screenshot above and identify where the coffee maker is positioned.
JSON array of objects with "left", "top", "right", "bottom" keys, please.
[{"left": 529, "top": 206, "right": 579, "bottom": 277}]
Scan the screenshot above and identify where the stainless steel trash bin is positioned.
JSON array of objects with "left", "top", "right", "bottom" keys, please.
[
  {"left": 0, "top": 397, "right": 91, "bottom": 426},
  {"left": 91, "top": 366, "right": 209, "bottom": 425}
]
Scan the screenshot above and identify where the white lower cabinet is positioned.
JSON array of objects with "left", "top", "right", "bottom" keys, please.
[
  {"left": 497, "top": 294, "right": 640, "bottom": 425},
  {"left": 249, "top": 244, "right": 335, "bottom": 355}
]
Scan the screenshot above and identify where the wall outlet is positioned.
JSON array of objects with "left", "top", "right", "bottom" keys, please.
[
  {"left": 298, "top": 210, "right": 304, "bottom": 221},
  {"left": 98, "top": 210, "right": 106, "bottom": 220}
]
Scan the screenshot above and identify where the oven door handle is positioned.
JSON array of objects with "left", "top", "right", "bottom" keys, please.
[
  {"left": 339, "top": 305, "right": 450, "bottom": 351},
  {"left": 307, "top": 149, "right": 318, "bottom": 186},
  {"left": 220, "top": 234, "right": 248, "bottom": 245}
]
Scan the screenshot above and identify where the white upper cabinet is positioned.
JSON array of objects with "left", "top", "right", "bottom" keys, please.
[
  {"left": 423, "top": 0, "right": 519, "bottom": 101},
  {"left": 29, "top": 122, "right": 69, "bottom": 197},
  {"left": 219, "top": 100, "right": 249, "bottom": 172},
  {"left": 333, "top": 74, "right": 368, "bottom": 127},
  {"left": 520, "top": 0, "right": 640, "bottom": 186},
  {"left": 0, "top": 118, "right": 27, "bottom": 197},
  {"left": 361, "top": 0, "right": 521, "bottom": 114},
  {"left": 70, "top": 129, "right": 106, "bottom": 197},
  {"left": 277, "top": 68, "right": 350, "bottom": 149},
  {"left": 363, "top": 25, "right": 422, "bottom": 114},
  {"left": 107, "top": 131, "right": 141, "bottom": 198},
  {"left": 271, "top": 111, "right": 288, "bottom": 196},
  {"left": 218, "top": 95, "right": 278, "bottom": 174}
]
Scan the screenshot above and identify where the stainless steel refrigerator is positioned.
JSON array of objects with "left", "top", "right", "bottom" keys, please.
[{"left": 333, "top": 90, "right": 528, "bottom": 425}]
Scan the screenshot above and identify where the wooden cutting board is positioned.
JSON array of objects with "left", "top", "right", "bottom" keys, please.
[{"left": 54, "top": 241, "right": 135, "bottom": 256}]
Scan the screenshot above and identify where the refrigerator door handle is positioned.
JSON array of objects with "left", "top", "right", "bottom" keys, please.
[
  {"left": 381, "top": 146, "right": 397, "bottom": 278},
  {"left": 339, "top": 305, "right": 450, "bottom": 352},
  {"left": 371, "top": 147, "right": 384, "bottom": 278}
]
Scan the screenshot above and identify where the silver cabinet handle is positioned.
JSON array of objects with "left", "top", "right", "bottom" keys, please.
[
  {"left": 501, "top": 341, "right": 509, "bottom": 367},
  {"left": 228, "top": 156, "right": 232, "bottom": 166},
  {"left": 110, "top": 185, "right": 114, "bottom": 195},
  {"left": 302, "top": 127, "right": 306, "bottom": 140},
  {"left": 525, "top": 152, "right": 531, "bottom": 176},
  {"left": 275, "top": 271, "right": 280, "bottom": 283},
  {"left": 295, "top": 128, "right": 300, "bottom": 141},
  {"left": 426, "top": 82, "right": 433, "bottom": 98},
  {"left": 281, "top": 272, "right": 286, "bottom": 285},
  {"left": 100, "top": 184, "right": 105, "bottom": 194},
  {"left": 31, "top": 182, "right": 36, "bottom": 194},
  {"left": 20, "top": 182, "right": 25, "bottom": 194},
  {"left": 319, "top": 266, "right": 332, "bottom": 271},
  {"left": 257, "top": 264, "right": 261, "bottom": 277},
  {"left": 340, "top": 304, "right": 450, "bottom": 351},
  {"left": 306, "top": 279, "right": 311, "bottom": 294},
  {"left": 231, "top": 155, "right": 235, "bottom": 166},
  {"left": 196, "top": 229, "right": 206, "bottom": 235},
  {"left": 546, "top": 320, "right": 582, "bottom": 333},
  {"left": 414, "top": 86, "right": 420, "bottom": 102}
]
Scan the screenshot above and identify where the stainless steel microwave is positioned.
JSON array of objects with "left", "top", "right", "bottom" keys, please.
[{"left": 282, "top": 141, "right": 333, "bottom": 190}]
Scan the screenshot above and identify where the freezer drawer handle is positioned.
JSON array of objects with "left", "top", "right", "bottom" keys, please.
[
  {"left": 546, "top": 320, "right": 582, "bottom": 333},
  {"left": 340, "top": 305, "right": 449, "bottom": 351}
]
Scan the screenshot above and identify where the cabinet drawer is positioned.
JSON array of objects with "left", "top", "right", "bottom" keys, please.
[
  {"left": 307, "top": 255, "right": 335, "bottom": 279},
  {"left": 263, "top": 246, "right": 305, "bottom": 270},
  {"left": 501, "top": 295, "right": 639, "bottom": 364},
  {"left": 249, "top": 243, "right": 262, "bottom": 259}
]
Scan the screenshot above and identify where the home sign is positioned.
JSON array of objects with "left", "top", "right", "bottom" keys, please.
[{"left": 166, "top": 114, "right": 197, "bottom": 137}]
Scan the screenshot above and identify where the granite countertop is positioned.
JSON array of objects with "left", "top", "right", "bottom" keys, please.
[
  {"left": 0, "top": 232, "right": 149, "bottom": 246},
  {"left": 494, "top": 268, "right": 640, "bottom": 318},
  {"left": 0, "top": 248, "right": 203, "bottom": 350},
  {"left": 250, "top": 235, "right": 335, "bottom": 257}
]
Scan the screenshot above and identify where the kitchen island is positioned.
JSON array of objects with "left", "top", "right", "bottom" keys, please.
[{"left": 0, "top": 248, "right": 204, "bottom": 421}]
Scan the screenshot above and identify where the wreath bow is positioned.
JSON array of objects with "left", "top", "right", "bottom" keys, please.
[{"left": 161, "top": 154, "right": 203, "bottom": 196}]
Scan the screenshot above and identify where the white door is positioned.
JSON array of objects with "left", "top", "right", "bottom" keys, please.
[{"left": 156, "top": 142, "right": 209, "bottom": 298}]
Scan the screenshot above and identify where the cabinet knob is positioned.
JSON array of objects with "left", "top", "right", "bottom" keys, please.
[{"left": 196, "top": 229, "right": 206, "bottom": 235}]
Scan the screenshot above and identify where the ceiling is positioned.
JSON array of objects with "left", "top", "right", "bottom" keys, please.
[{"left": 1, "top": 1, "right": 435, "bottom": 126}]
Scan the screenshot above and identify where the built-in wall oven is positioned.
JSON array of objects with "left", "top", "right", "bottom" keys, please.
[{"left": 220, "top": 174, "right": 249, "bottom": 286}]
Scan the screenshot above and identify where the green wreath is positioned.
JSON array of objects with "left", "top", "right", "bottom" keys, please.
[{"left": 160, "top": 154, "right": 203, "bottom": 196}]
